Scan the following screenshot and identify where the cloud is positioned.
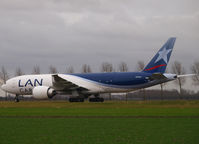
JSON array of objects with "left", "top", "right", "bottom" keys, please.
[{"left": 0, "top": 0, "right": 198, "bottom": 74}]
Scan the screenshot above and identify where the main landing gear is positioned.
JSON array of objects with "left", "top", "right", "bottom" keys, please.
[
  {"left": 68, "top": 92, "right": 104, "bottom": 103},
  {"left": 69, "top": 97, "right": 84, "bottom": 102},
  {"left": 68, "top": 97, "right": 104, "bottom": 102},
  {"left": 68, "top": 95, "right": 104, "bottom": 103},
  {"left": 89, "top": 97, "right": 104, "bottom": 102},
  {"left": 89, "top": 94, "right": 104, "bottom": 102}
]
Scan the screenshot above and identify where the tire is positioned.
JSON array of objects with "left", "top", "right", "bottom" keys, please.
[
  {"left": 100, "top": 98, "right": 104, "bottom": 102},
  {"left": 15, "top": 98, "right": 19, "bottom": 102}
]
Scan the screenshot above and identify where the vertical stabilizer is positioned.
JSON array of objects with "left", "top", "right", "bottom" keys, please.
[{"left": 143, "top": 37, "right": 176, "bottom": 73}]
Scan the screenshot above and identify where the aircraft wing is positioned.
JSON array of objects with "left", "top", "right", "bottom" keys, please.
[{"left": 51, "top": 74, "right": 88, "bottom": 91}]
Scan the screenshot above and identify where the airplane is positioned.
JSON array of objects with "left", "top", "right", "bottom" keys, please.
[{"left": 0, "top": 37, "right": 193, "bottom": 102}]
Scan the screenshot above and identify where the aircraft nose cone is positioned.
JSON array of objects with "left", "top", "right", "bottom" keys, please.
[{"left": 1, "top": 84, "right": 7, "bottom": 91}]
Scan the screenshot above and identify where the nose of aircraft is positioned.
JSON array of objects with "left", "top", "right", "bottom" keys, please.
[{"left": 1, "top": 84, "right": 7, "bottom": 91}]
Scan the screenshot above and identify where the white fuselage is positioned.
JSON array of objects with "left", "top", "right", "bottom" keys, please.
[
  {"left": 1, "top": 73, "right": 176, "bottom": 97},
  {"left": 2, "top": 74, "right": 53, "bottom": 95}
]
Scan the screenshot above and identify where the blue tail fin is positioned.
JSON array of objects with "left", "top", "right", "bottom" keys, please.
[{"left": 143, "top": 37, "right": 176, "bottom": 74}]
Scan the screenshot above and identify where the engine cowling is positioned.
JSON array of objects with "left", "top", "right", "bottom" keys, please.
[{"left": 32, "top": 86, "right": 56, "bottom": 99}]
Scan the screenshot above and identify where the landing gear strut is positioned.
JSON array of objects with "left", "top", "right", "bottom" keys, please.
[{"left": 14, "top": 94, "right": 19, "bottom": 102}]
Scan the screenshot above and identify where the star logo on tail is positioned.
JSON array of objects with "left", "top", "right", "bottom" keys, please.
[{"left": 155, "top": 47, "right": 172, "bottom": 64}]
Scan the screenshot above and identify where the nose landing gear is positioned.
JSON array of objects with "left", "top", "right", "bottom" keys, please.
[{"left": 14, "top": 94, "right": 19, "bottom": 102}]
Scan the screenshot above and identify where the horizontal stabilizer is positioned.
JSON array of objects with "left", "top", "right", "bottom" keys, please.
[{"left": 177, "top": 74, "right": 197, "bottom": 78}]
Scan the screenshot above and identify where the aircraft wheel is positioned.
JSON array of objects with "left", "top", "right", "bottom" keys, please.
[
  {"left": 100, "top": 98, "right": 104, "bottom": 102},
  {"left": 14, "top": 95, "right": 19, "bottom": 102},
  {"left": 80, "top": 98, "right": 84, "bottom": 102},
  {"left": 14, "top": 98, "right": 19, "bottom": 102}
]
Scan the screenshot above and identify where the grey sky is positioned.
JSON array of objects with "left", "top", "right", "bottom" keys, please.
[{"left": 0, "top": 0, "right": 199, "bottom": 75}]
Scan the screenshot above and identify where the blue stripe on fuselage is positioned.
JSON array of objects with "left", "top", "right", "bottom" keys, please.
[{"left": 68, "top": 72, "right": 152, "bottom": 86}]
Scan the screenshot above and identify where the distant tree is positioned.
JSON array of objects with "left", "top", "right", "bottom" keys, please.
[
  {"left": 0, "top": 66, "right": 9, "bottom": 84},
  {"left": 15, "top": 67, "right": 24, "bottom": 76},
  {"left": 0, "top": 66, "right": 9, "bottom": 98},
  {"left": 136, "top": 61, "right": 145, "bottom": 71},
  {"left": 101, "top": 62, "right": 114, "bottom": 100},
  {"left": 171, "top": 61, "right": 186, "bottom": 98},
  {"left": 136, "top": 61, "right": 146, "bottom": 100},
  {"left": 101, "top": 62, "right": 114, "bottom": 72},
  {"left": 49, "top": 65, "right": 58, "bottom": 74},
  {"left": 0, "top": 78, "right": 3, "bottom": 86},
  {"left": 118, "top": 62, "right": 129, "bottom": 101},
  {"left": 81, "top": 64, "right": 92, "bottom": 73},
  {"left": 160, "top": 83, "right": 166, "bottom": 100},
  {"left": 160, "top": 69, "right": 168, "bottom": 100},
  {"left": 66, "top": 66, "right": 74, "bottom": 74},
  {"left": 32, "top": 65, "right": 41, "bottom": 74},
  {"left": 191, "top": 61, "right": 199, "bottom": 85},
  {"left": 118, "top": 62, "right": 128, "bottom": 72}
]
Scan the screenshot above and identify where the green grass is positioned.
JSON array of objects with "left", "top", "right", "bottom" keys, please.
[
  {"left": 1, "top": 100, "right": 199, "bottom": 108},
  {"left": 0, "top": 107, "right": 198, "bottom": 117},
  {"left": 0, "top": 118, "right": 198, "bottom": 144},
  {"left": 0, "top": 100, "right": 199, "bottom": 117},
  {"left": 0, "top": 100, "right": 198, "bottom": 144}
]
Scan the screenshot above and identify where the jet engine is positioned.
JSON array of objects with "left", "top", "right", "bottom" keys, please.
[{"left": 32, "top": 86, "right": 56, "bottom": 99}]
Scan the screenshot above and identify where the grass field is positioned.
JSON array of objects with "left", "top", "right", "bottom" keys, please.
[{"left": 0, "top": 100, "right": 199, "bottom": 144}]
